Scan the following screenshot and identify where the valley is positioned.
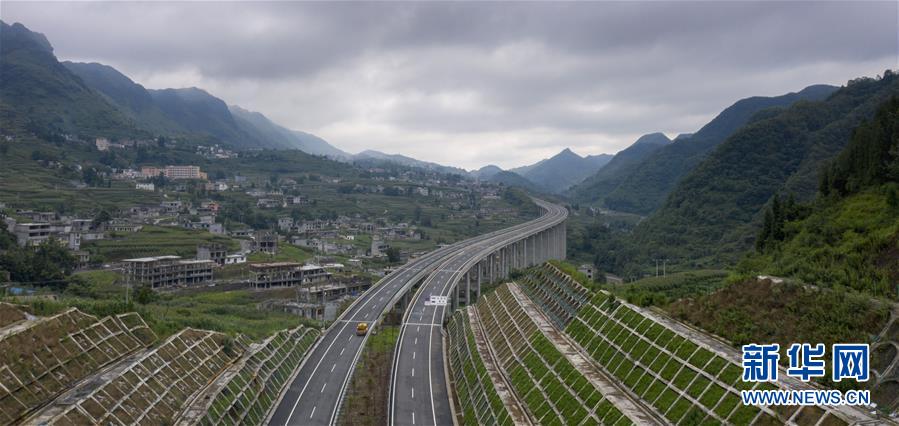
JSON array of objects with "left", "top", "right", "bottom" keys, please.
[{"left": 1, "top": 6, "right": 898, "bottom": 425}]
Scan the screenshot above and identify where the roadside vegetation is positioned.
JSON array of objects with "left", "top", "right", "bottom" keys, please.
[
  {"left": 607, "top": 270, "right": 729, "bottom": 307},
  {"left": 4, "top": 273, "right": 317, "bottom": 340},
  {"left": 341, "top": 325, "right": 401, "bottom": 425}
]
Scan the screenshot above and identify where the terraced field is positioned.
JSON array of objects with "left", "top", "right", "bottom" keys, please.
[
  {"left": 447, "top": 309, "right": 516, "bottom": 426},
  {"left": 477, "top": 285, "right": 632, "bottom": 425}
]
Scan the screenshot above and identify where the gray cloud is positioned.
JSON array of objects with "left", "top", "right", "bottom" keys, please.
[{"left": 2, "top": 1, "right": 896, "bottom": 169}]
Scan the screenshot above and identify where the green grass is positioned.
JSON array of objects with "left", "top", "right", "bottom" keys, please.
[
  {"left": 740, "top": 188, "right": 899, "bottom": 298},
  {"left": 340, "top": 325, "right": 401, "bottom": 425},
  {"left": 247, "top": 243, "right": 313, "bottom": 263},
  {"left": 4, "top": 274, "right": 315, "bottom": 340},
  {"left": 84, "top": 225, "right": 239, "bottom": 262},
  {"left": 547, "top": 260, "right": 598, "bottom": 291},
  {"left": 607, "top": 270, "right": 729, "bottom": 307}
]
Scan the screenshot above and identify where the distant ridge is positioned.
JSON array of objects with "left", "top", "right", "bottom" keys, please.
[
  {"left": 567, "top": 133, "right": 671, "bottom": 203},
  {"left": 510, "top": 148, "right": 613, "bottom": 193}
]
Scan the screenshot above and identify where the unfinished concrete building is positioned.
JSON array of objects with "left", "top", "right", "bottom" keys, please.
[
  {"left": 249, "top": 263, "right": 331, "bottom": 289},
  {"left": 254, "top": 231, "right": 278, "bottom": 255},
  {"left": 196, "top": 243, "right": 227, "bottom": 266},
  {"left": 122, "top": 255, "right": 214, "bottom": 288}
]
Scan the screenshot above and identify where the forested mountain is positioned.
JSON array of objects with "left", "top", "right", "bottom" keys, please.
[
  {"left": 584, "top": 154, "right": 614, "bottom": 169},
  {"left": 61, "top": 61, "right": 186, "bottom": 135},
  {"left": 228, "top": 105, "right": 348, "bottom": 157},
  {"left": 0, "top": 21, "right": 346, "bottom": 155},
  {"left": 567, "top": 133, "right": 670, "bottom": 203},
  {"left": 146, "top": 87, "right": 291, "bottom": 150},
  {"left": 352, "top": 150, "right": 469, "bottom": 176},
  {"left": 629, "top": 72, "right": 899, "bottom": 267},
  {"left": 471, "top": 165, "right": 503, "bottom": 179},
  {"left": 0, "top": 21, "right": 141, "bottom": 138},
  {"left": 510, "top": 148, "right": 612, "bottom": 193},
  {"left": 602, "top": 85, "right": 838, "bottom": 214},
  {"left": 290, "top": 130, "right": 348, "bottom": 159},
  {"left": 485, "top": 170, "right": 540, "bottom": 191},
  {"left": 743, "top": 93, "right": 899, "bottom": 297}
]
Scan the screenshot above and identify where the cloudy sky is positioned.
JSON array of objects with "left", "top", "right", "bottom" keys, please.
[{"left": 3, "top": 1, "right": 897, "bottom": 169}]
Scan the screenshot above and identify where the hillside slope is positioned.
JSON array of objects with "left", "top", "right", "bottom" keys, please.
[
  {"left": 352, "top": 150, "right": 468, "bottom": 176},
  {"left": 743, "top": 93, "right": 899, "bottom": 297},
  {"left": 511, "top": 148, "right": 612, "bottom": 193},
  {"left": 485, "top": 170, "right": 540, "bottom": 191},
  {"left": 62, "top": 59, "right": 347, "bottom": 155},
  {"left": 228, "top": 106, "right": 348, "bottom": 157},
  {"left": 0, "top": 21, "right": 140, "bottom": 138},
  {"left": 631, "top": 72, "right": 899, "bottom": 267},
  {"left": 602, "top": 85, "right": 838, "bottom": 214},
  {"left": 62, "top": 61, "right": 186, "bottom": 135},
  {"left": 567, "top": 133, "right": 670, "bottom": 203}
]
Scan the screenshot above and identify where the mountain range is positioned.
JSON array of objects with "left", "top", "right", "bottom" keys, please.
[
  {"left": 1, "top": 20, "right": 349, "bottom": 158},
  {"left": 0, "top": 21, "right": 139, "bottom": 138},
  {"left": 567, "top": 133, "right": 671, "bottom": 202},
  {"left": 598, "top": 84, "right": 839, "bottom": 214},
  {"left": 507, "top": 148, "right": 612, "bottom": 193},
  {"left": 629, "top": 72, "right": 899, "bottom": 267}
]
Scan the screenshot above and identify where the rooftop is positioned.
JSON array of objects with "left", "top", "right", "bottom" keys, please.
[{"left": 122, "top": 255, "right": 183, "bottom": 263}]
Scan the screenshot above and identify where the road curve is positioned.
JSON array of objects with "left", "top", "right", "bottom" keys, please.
[
  {"left": 389, "top": 200, "right": 568, "bottom": 426},
  {"left": 269, "top": 200, "right": 565, "bottom": 426}
]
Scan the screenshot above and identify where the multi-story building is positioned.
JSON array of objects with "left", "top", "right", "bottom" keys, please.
[
  {"left": 370, "top": 237, "right": 388, "bottom": 257},
  {"left": 140, "top": 165, "right": 207, "bottom": 180},
  {"left": 164, "top": 165, "right": 207, "bottom": 180},
  {"left": 12, "top": 222, "right": 52, "bottom": 247},
  {"left": 140, "top": 166, "right": 162, "bottom": 178},
  {"left": 278, "top": 217, "right": 294, "bottom": 231},
  {"left": 249, "top": 263, "right": 331, "bottom": 288},
  {"left": 160, "top": 200, "right": 183, "bottom": 213},
  {"left": 254, "top": 231, "right": 278, "bottom": 254},
  {"left": 196, "top": 243, "right": 227, "bottom": 266},
  {"left": 122, "top": 255, "right": 214, "bottom": 288}
]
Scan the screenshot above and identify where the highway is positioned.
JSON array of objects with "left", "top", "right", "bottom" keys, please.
[
  {"left": 388, "top": 200, "right": 568, "bottom": 426},
  {"left": 269, "top": 200, "right": 566, "bottom": 425}
]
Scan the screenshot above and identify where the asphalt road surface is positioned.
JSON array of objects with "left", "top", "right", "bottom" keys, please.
[
  {"left": 270, "top": 200, "right": 564, "bottom": 425},
  {"left": 388, "top": 201, "right": 567, "bottom": 426}
]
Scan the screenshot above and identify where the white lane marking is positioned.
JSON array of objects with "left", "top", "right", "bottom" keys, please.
[
  {"left": 412, "top": 368, "right": 415, "bottom": 377},
  {"left": 348, "top": 334, "right": 353, "bottom": 341},
  {"left": 331, "top": 363, "right": 336, "bottom": 373},
  {"left": 413, "top": 351, "right": 416, "bottom": 360},
  {"left": 412, "top": 386, "right": 415, "bottom": 399},
  {"left": 340, "top": 348, "right": 345, "bottom": 356},
  {"left": 310, "top": 406, "right": 316, "bottom": 419},
  {"left": 412, "top": 412, "right": 416, "bottom": 425},
  {"left": 416, "top": 326, "right": 420, "bottom": 332},
  {"left": 321, "top": 382, "right": 327, "bottom": 393},
  {"left": 414, "top": 337, "right": 418, "bottom": 345}
]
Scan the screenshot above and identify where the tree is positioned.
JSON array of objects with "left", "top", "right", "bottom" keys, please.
[
  {"left": 0, "top": 239, "right": 76, "bottom": 289},
  {"left": 92, "top": 210, "right": 112, "bottom": 228},
  {"left": 386, "top": 247, "right": 401, "bottom": 263},
  {"left": 134, "top": 285, "right": 158, "bottom": 304}
]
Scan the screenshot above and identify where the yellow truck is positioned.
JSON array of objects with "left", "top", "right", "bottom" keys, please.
[{"left": 356, "top": 322, "right": 368, "bottom": 336}]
